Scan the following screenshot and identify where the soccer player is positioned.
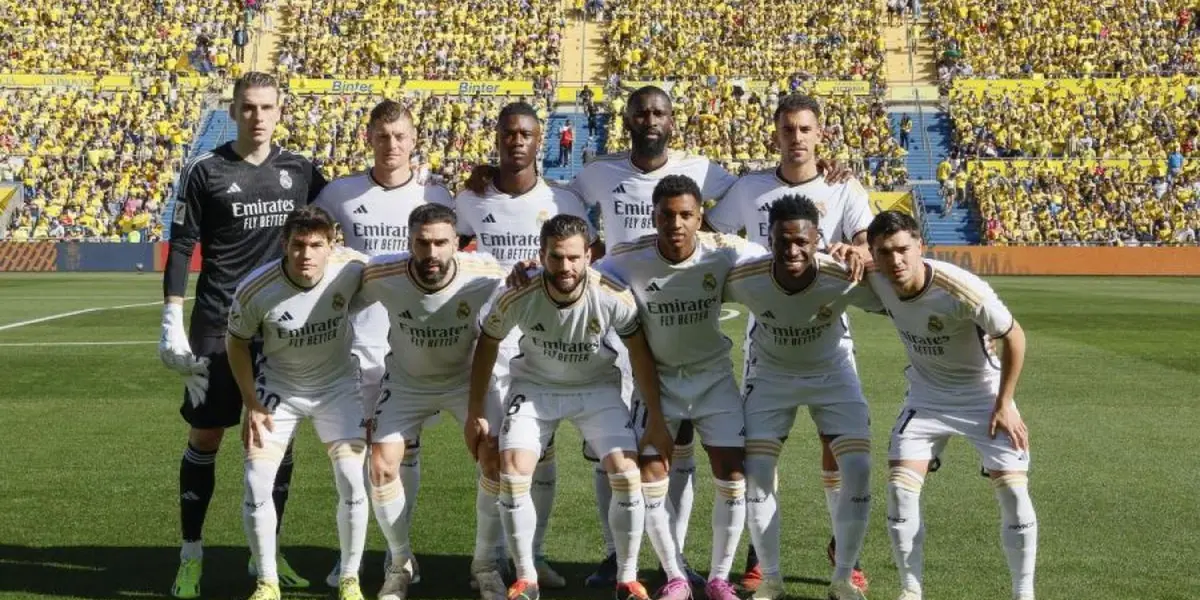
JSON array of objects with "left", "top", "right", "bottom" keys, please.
[
  {"left": 456, "top": 101, "right": 593, "bottom": 588},
  {"left": 705, "top": 93, "right": 873, "bottom": 592},
  {"left": 314, "top": 98, "right": 454, "bottom": 586},
  {"left": 722, "top": 195, "right": 876, "bottom": 600},
  {"left": 865, "top": 211, "right": 1036, "bottom": 600},
  {"left": 596, "top": 174, "right": 767, "bottom": 600},
  {"left": 466, "top": 214, "right": 672, "bottom": 600},
  {"left": 160, "top": 71, "right": 326, "bottom": 599},
  {"left": 357, "top": 203, "right": 510, "bottom": 600},
  {"left": 226, "top": 206, "right": 369, "bottom": 600}
]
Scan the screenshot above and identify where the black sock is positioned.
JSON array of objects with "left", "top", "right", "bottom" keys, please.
[
  {"left": 745, "top": 543, "right": 759, "bottom": 572},
  {"left": 180, "top": 443, "right": 218, "bottom": 542},
  {"left": 273, "top": 440, "right": 296, "bottom": 534}
]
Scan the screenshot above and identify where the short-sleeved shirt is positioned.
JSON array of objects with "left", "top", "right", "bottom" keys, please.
[{"left": 456, "top": 178, "right": 593, "bottom": 268}]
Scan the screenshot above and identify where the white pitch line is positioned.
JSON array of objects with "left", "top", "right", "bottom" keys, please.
[
  {"left": 0, "top": 298, "right": 189, "bottom": 332},
  {"left": 0, "top": 341, "right": 157, "bottom": 347},
  {"left": 719, "top": 308, "right": 741, "bottom": 321}
]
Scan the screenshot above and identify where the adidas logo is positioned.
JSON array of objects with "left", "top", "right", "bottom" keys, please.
[
  {"left": 226, "top": 182, "right": 242, "bottom": 194},
  {"left": 612, "top": 184, "right": 627, "bottom": 194},
  {"left": 353, "top": 205, "right": 369, "bottom": 215},
  {"left": 399, "top": 310, "right": 413, "bottom": 319},
  {"left": 761, "top": 310, "right": 775, "bottom": 319},
  {"left": 279, "top": 311, "right": 294, "bottom": 322},
  {"left": 644, "top": 281, "right": 662, "bottom": 292},
  {"left": 482, "top": 213, "right": 497, "bottom": 224},
  {"left": 531, "top": 323, "right": 546, "bottom": 332}
]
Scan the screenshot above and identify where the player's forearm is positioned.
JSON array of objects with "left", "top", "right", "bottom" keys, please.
[
  {"left": 225, "top": 335, "right": 259, "bottom": 409},
  {"left": 468, "top": 337, "right": 501, "bottom": 417},
  {"left": 625, "top": 331, "right": 666, "bottom": 421},
  {"left": 995, "top": 320, "right": 1026, "bottom": 409},
  {"left": 589, "top": 239, "right": 606, "bottom": 261},
  {"left": 163, "top": 240, "right": 195, "bottom": 300}
]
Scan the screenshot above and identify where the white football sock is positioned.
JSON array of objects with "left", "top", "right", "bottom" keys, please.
[
  {"left": 668, "top": 442, "right": 696, "bottom": 554},
  {"left": 830, "top": 438, "right": 872, "bottom": 582},
  {"left": 744, "top": 441, "right": 782, "bottom": 578},
  {"left": 474, "top": 476, "right": 504, "bottom": 564},
  {"left": 886, "top": 467, "right": 925, "bottom": 594},
  {"left": 643, "top": 478, "right": 684, "bottom": 580},
  {"left": 399, "top": 443, "right": 421, "bottom": 532},
  {"left": 531, "top": 448, "right": 557, "bottom": 559},
  {"left": 330, "top": 444, "right": 368, "bottom": 576},
  {"left": 608, "top": 470, "right": 644, "bottom": 583},
  {"left": 594, "top": 465, "right": 616, "bottom": 555},
  {"left": 994, "top": 473, "right": 1037, "bottom": 599},
  {"left": 710, "top": 478, "right": 746, "bottom": 581},
  {"left": 371, "top": 478, "right": 409, "bottom": 560},
  {"left": 243, "top": 454, "right": 281, "bottom": 582},
  {"left": 822, "top": 469, "right": 842, "bottom": 530},
  {"left": 499, "top": 474, "right": 537, "bottom": 582}
]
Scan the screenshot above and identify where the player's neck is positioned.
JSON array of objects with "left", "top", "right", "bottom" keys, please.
[
  {"left": 545, "top": 272, "right": 586, "bottom": 306},
  {"left": 656, "top": 236, "right": 697, "bottom": 264},
  {"left": 777, "top": 160, "right": 820, "bottom": 185},
  {"left": 282, "top": 260, "right": 322, "bottom": 289},
  {"left": 409, "top": 258, "right": 457, "bottom": 293},
  {"left": 772, "top": 261, "right": 817, "bottom": 293},
  {"left": 371, "top": 164, "right": 413, "bottom": 189},
  {"left": 896, "top": 263, "right": 931, "bottom": 299},
  {"left": 631, "top": 151, "right": 668, "bottom": 173},
  {"left": 495, "top": 166, "right": 538, "bottom": 196},
  {"left": 233, "top": 138, "right": 273, "bottom": 166}
]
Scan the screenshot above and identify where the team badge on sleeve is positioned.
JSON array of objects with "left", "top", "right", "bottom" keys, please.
[
  {"left": 588, "top": 317, "right": 601, "bottom": 335},
  {"left": 332, "top": 293, "right": 347, "bottom": 311},
  {"left": 928, "top": 315, "right": 944, "bottom": 333},
  {"left": 702, "top": 273, "right": 717, "bottom": 291},
  {"left": 536, "top": 210, "right": 550, "bottom": 226},
  {"left": 486, "top": 313, "right": 503, "bottom": 329},
  {"left": 457, "top": 301, "right": 471, "bottom": 320},
  {"left": 817, "top": 305, "right": 833, "bottom": 321},
  {"left": 279, "top": 169, "right": 293, "bottom": 190}
]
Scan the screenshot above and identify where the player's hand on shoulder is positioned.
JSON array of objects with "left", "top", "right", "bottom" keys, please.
[
  {"left": 828, "top": 243, "right": 872, "bottom": 280},
  {"left": 989, "top": 403, "right": 1028, "bottom": 452},
  {"left": 465, "top": 164, "right": 497, "bottom": 195},
  {"left": 507, "top": 259, "right": 541, "bottom": 288},
  {"left": 817, "top": 157, "right": 854, "bottom": 184}
]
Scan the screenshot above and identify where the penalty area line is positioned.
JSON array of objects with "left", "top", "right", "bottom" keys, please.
[
  {"left": 0, "top": 298, "right": 191, "bottom": 332},
  {"left": 0, "top": 340, "right": 157, "bottom": 347}
]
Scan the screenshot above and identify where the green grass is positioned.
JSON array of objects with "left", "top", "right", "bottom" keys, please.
[{"left": 1, "top": 273, "right": 1198, "bottom": 600}]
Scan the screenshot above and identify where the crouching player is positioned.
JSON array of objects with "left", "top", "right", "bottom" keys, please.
[
  {"left": 227, "top": 206, "right": 370, "bottom": 600},
  {"left": 465, "top": 215, "right": 674, "bottom": 600}
]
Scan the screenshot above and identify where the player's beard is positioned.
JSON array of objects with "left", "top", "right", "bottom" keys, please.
[
  {"left": 548, "top": 270, "right": 583, "bottom": 297},
  {"left": 415, "top": 257, "right": 452, "bottom": 287},
  {"left": 631, "top": 130, "right": 669, "bottom": 159}
]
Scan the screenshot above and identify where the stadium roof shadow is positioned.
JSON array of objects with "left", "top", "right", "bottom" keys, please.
[{"left": 0, "top": 544, "right": 831, "bottom": 599}]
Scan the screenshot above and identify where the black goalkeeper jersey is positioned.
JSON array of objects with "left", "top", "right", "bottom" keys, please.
[{"left": 164, "top": 143, "right": 327, "bottom": 335}]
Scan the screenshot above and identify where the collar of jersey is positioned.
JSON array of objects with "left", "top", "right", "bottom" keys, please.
[
  {"left": 368, "top": 167, "right": 414, "bottom": 191},
  {"left": 543, "top": 270, "right": 588, "bottom": 309},
  {"left": 279, "top": 259, "right": 319, "bottom": 291},
  {"left": 408, "top": 258, "right": 458, "bottom": 295},
  {"left": 627, "top": 153, "right": 672, "bottom": 175},
  {"left": 774, "top": 166, "right": 822, "bottom": 187},
  {"left": 654, "top": 236, "right": 700, "bottom": 267},
  {"left": 768, "top": 260, "right": 817, "bottom": 296}
]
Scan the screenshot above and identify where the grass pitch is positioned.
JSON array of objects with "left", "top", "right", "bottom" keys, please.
[{"left": 0, "top": 273, "right": 1197, "bottom": 600}]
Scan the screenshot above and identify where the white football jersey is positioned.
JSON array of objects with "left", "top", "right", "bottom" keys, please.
[
  {"left": 228, "top": 249, "right": 367, "bottom": 393},
  {"left": 867, "top": 259, "right": 1015, "bottom": 409},
  {"left": 359, "top": 252, "right": 505, "bottom": 393},
  {"left": 570, "top": 150, "right": 738, "bottom": 245},
  {"left": 456, "top": 179, "right": 593, "bottom": 269},
  {"left": 596, "top": 232, "right": 768, "bottom": 372},
  {"left": 724, "top": 253, "right": 882, "bottom": 375},
  {"left": 314, "top": 170, "right": 454, "bottom": 351},
  {"left": 707, "top": 168, "right": 873, "bottom": 248},
  {"left": 480, "top": 268, "right": 640, "bottom": 388}
]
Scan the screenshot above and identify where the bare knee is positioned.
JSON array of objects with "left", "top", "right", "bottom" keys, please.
[
  {"left": 705, "top": 445, "right": 745, "bottom": 480},
  {"left": 369, "top": 442, "right": 404, "bottom": 487},
  {"left": 639, "top": 455, "right": 669, "bottom": 482},
  {"left": 188, "top": 427, "right": 224, "bottom": 452}
]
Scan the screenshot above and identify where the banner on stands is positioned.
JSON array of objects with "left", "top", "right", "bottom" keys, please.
[
  {"left": 0, "top": 74, "right": 95, "bottom": 89},
  {"left": 927, "top": 246, "right": 1200, "bottom": 276},
  {"left": 869, "top": 191, "right": 914, "bottom": 215},
  {"left": 953, "top": 77, "right": 1200, "bottom": 99},
  {"left": 288, "top": 78, "right": 398, "bottom": 95},
  {"left": 401, "top": 80, "right": 534, "bottom": 96},
  {"left": 965, "top": 159, "right": 1187, "bottom": 175}
]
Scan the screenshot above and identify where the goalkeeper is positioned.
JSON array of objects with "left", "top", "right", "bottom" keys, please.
[{"left": 159, "top": 72, "right": 327, "bottom": 599}]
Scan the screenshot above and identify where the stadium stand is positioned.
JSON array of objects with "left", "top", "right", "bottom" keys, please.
[
  {"left": 601, "top": 0, "right": 885, "bottom": 84},
  {"left": 972, "top": 159, "right": 1200, "bottom": 245},
  {"left": 1, "top": 87, "right": 204, "bottom": 242},
  {"left": 926, "top": 0, "right": 1200, "bottom": 84},
  {"left": 273, "top": 0, "right": 565, "bottom": 81}
]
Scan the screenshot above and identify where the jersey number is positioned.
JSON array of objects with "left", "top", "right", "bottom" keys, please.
[
  {"left": 506, "top": 394, "right": 526, "bottom": 416},
  {"left": 256, "top": 388, "right": 282, "bottom": 412}
]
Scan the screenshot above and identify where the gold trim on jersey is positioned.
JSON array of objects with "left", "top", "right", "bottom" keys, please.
[
  {"left": 817, "top": 255, "right": 855, "bottom": 282},
  {"left": 596, "top": 270, "right": 636, "bottom": 308},
  {"left": 362, "top": 260, "right": 410, "bottom": 284},
  {"left": 235, "top": 267, "right": 284, "bottom": 307},
  {"left": 932, "top": 267, "right": 984, "bottom": 309},
  {"left": 497, "top": 275, "right": 543, "bottom": 313},
  {"left": 457, "top": 255, "right": 506, "bottom": 279},
  {"left": 726, "top": 259, "right": 772, "bottom": 284},
  {"left": 610, "top": 234, "right": 658, "bottom": 256},
  {"left": 697, "top": 231, "right": 745, "bottom": 250}
]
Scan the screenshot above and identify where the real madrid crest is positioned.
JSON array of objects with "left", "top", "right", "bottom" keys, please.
[
  {"left": 457, "top": 301, "right": 470, "bottom": 320},
  {"left": 815, "top": 201, "right": 828, "bottom": 216},
  {"left": 487, "top": 312, "right": 503, "bottom": 329},
  {"left": 702, "top": 273, "right": 717, "bottom": 291},
  {"left": 587, "top": 317, "right": 601, "bottom": 334},
  {"left": 332, "top": 292, "right": 347, "bottom": 311},
  {"left": 817, "top": 305, "right": 833, "bottom": 321},
  {"left": 536, "top": 210, "right": 550, "bottom": 226},
  {"left": 279, "top": 169, "right": 293, "bottom": 190},
  {"left": 928, "top": 315, "right": 943, "bottom": 333}
]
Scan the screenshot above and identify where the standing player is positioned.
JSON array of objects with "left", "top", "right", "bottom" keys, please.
[
  {"left": 357, "top": 204, "right": 510, "bottom": 600},
  {"left": 722, "top": 195, "right": 876, "bottom": 600},
  {"left": 597, "top": 175, "right": 768, "bottom": 600},
  {"left": 228, "top": 206, "right": 369, "bottom": 600},
  {"left": 160, "top": 72, "right": 326, "bottom": 599},
  {"left": 865, "top": 211, "right": 1036, "bottom": 600},
  {"left": 455, "top": 101, "right": 593, "bottom": 588},
  {"left": 314, "top": 99, "right": 454, "bottom": 587},
  {"left": 466, "top": 214, "right": 673, "bottom": 600},
  {"left": 705, "top": 94, "right": 873, "bottom": 592}
]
